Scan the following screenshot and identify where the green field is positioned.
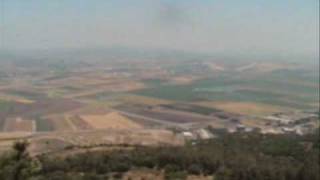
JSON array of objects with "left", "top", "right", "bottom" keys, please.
[
  {"left": 134, "top": 70, "right": 319, "bottom": 110},
  {"left": 0, "top": 100, "right": 13, "bottom": 112},
  {"left": 35, "top": 117, "right": 54, "bottom": 132}
]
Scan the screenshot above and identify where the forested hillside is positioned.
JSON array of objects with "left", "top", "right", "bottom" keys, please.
[{"left": 0, "top": 130, "right": 319, "bottom": 180}]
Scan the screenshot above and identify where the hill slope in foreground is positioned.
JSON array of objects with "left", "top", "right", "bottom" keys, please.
[{"left": 0, "top": 131, "right": 319, "bottom": 180}]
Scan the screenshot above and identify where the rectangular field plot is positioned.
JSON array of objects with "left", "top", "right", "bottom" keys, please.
[
  {"left": 35, "top": 117, "right": 54, "bottom": 132},
  {"left": 159, "top": 103, "right": 222, "bottom": 116},
  {"left": 115, "top": 104, "right": 215, "bottom": 124},
  {"left": 3, "top": 117, "right": 35, "bottom": 132},
  {"left": 195, "top": 101, "right": 286, "bottom": 116},
  {"left": 81, "top": 112, "right": 142, "bottom": 130}
]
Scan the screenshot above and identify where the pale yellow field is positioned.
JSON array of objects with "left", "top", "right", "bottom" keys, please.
[
  {"left": 195, "top": 101, "right": 287, "bottom": 116},
  {"left": 81, "top": 112, "right": 142, "bottom": 130}
]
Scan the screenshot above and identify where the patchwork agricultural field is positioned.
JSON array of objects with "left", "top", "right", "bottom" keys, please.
[
  {"left": 0, "top": 50, "right": 318, "bottom": 155},
  {"left": 1, "top": 3, "right": 319, "bottom": 179}
]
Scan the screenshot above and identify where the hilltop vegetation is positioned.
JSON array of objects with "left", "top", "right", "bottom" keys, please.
[{"left": 0, "top": 131, "right": 319, "bottom": 180}]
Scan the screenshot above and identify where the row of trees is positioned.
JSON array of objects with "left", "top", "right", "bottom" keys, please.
[{"left": 0, "top": 130, "right": 319, "bottom": 180}]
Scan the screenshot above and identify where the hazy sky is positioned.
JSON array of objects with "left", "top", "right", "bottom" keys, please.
[{"left": 1, "top": 0, "right": 319, "bottom": 57}]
